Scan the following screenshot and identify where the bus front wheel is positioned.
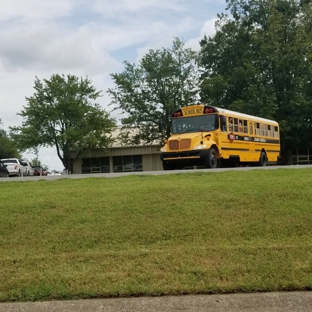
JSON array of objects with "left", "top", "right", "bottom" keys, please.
[
  {"left": 259, "top": 152, "right": 267, "bottom": 166},
  {"left": 205, "top": 148, "right": 217, "bottom": 169}
]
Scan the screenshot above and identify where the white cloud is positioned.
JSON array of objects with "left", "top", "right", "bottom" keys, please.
[
  {"left": 92, "top": 0, "right": 185, "bottom": 17},
  {"left": 186, "top": 18, "right": 218, "bottom": 51},
  {"left": 0, "top": 0, "right": 73, "bottom": 21},
  {"left": 0, "top": 22, "right": 120, "bottom": 75}
]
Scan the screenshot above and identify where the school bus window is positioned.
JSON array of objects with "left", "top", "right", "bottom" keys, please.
[
  {"left": 255, "top": 122, "right": 260, "bottom": 135},
  {"left": 261, "top": 124, "right": 268, "bottom": 136},
  {"left": 229, "top": 117, "right": 233, "bottom": 131},
  {"left": 234, "top": 118, "right": 238, "bottom": 132},
  {"left": 171, "top": 115, "right": 219, "bottom": 134},
  {"left": 274, "top": 126, "right": 279, "bottom": 138},
  {"left": 238, "top": 120, "right": 244, "bottom": 132},
  {"left": 249, "top": 123, "right": 253, "bottom": 135},
  {"left": 221, "top": 116, "right": 227, "bottom": 132},
  {"left": 243, "top": 120, "right": 248, "bottom": 133}
]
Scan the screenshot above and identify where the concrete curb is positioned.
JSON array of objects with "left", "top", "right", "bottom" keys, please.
[{"left": 1, "top": 292, "right": 312, "bottom": 312}]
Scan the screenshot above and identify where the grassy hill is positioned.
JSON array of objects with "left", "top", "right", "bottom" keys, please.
[{"left": 0, "top": 168, "right": 312, "bottom": 301}]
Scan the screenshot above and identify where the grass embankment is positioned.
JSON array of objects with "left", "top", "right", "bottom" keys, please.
[{"left": 0, "top": 168, "right": 312, "bottom": 302}]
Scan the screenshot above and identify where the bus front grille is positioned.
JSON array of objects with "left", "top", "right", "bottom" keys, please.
[{"left": 169, "top": 139, "right": 191, "bottom": 150}]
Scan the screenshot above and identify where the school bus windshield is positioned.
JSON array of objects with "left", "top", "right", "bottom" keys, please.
[{"left": 171, "top": 115, "right": 218, "bottom": 134}]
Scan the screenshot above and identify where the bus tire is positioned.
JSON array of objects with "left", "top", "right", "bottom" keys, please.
[
  {"left": 205, "top": 148, "right": 217, "bottom": 169},
  {"left": 259, "top": 152, "right": 267, "bottom": 166},
  {"left": 163, "top": 162, "right": 175, "bottom": 171}
]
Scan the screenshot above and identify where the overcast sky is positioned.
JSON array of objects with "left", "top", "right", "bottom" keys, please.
[{"left": 0, "top": 0, "right": 227, "bottom": 171}]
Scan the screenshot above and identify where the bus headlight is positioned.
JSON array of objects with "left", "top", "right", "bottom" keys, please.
[
  {"left": 193, "top": 145, "right": 207, "bottom": 150},
  {"left": 160, "top": 147, "right": 167, "bottom": 152}
]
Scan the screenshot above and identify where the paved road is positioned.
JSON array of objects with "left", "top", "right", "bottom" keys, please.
[
  {"left": 1, "top": 165, "right": 312, "bottom": 182},
  {"left": 0, "top": 292, "right": 312, "bottom": 312}
]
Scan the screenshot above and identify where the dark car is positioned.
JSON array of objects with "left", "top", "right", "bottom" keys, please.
[
  {"left": 0, "top": 161, "right": 9, "bottom": 177},
  {"left": 33, "top": 166, "right": 48, "bottom": 176}
]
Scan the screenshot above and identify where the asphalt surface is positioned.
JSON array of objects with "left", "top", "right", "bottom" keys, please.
[
  {"left": 0, "top": 292, "right": 312, "bottom": 312},
  {"left": 1, "top": 164, "right": 312, "bottom": 182}
]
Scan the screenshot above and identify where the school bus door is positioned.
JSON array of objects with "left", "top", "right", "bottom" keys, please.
[{"left": 219, "top": 115, "right": 230, "bottom": 158}]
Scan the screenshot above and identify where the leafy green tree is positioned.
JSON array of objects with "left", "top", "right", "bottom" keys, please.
[
  {"left": 108, "top": 38, "right": 199, "bottom": 144},
  {"left": 30, "top": 157, "right": 48, "bottom": 171},
  {"left": 199, "top": 0, "right": 312, "bottom": 163},
  {"left": 10, "top": 74, "right": 116, "bottom": 170},
  {"left": 0, "top": 119, "right": 21, "bottom": 159}
]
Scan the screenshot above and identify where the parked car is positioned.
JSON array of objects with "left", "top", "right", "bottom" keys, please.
[
  {"left": 21, "top": 160, "right": 34, "bottom": 176},
  {"left": 0, "top": 158, "right": 24, "bottom": 177},
  {"left": 33, "top": 166, "right": 48, "bottom": 176},
  {"left": 123, "top": 163, "right": 143, "bottom": 171},
  {"left": 0, "top": 161, "right": 9, "bottom": 178}
]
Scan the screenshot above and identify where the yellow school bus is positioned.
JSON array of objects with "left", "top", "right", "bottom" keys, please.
[{"left": 160, "top": 104, "right": 281, "bottom": 170}]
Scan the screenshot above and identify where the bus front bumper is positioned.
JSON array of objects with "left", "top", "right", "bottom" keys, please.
[{"left": 160, "top": 150, "right": 210, "bottom": 165}]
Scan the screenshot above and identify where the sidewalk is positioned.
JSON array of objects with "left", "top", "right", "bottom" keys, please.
[{"left": 0, "top": 291, "right": 311, "bottom": 312}]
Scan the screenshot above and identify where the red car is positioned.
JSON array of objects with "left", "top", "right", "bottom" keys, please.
[{"left": 33, "top": 166, "right": 48, "bottom": 176}]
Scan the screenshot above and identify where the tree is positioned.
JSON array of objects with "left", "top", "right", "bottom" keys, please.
[
  {"left": 107, "top": 38, "right": 199, "bottom": 144},
  {"left": 198, "top": 0, "right": 312, "bottom": 163},
  {"left": 10, "top": 74, "right": 116, "bottom": 170},
  {"left": 30, "top": 157, "right": 48, "bottom": 171},
  {"left": 0, "top": 119, "right": 21, "bottom": 159}
]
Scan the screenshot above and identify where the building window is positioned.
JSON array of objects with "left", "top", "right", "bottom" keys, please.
[
  {"left": 113, "top": 155, "right": 143, "bottom": 172},
  {"left": 82, "top": 157, "right": 110, "bottom": 174}
]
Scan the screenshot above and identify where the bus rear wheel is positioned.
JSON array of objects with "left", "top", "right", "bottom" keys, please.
[
  {"left": 205, "top": 148, "right": 217, "bottom": 169},
  {"left": 259, "top": 152, "right": 267, "bottom": 166}
]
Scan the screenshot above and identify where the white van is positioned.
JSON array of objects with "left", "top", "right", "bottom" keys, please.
[{"left": 21, "top": 160, "right": 35, "bottom": 176}]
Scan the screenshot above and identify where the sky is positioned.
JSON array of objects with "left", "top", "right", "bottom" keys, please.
[{"left": 0, "top": 0, "right": 228, "bottom": 171}]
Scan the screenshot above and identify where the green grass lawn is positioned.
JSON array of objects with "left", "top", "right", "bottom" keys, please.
[{"left": 0, "top": 168, "right": 312, "bottom": 302}]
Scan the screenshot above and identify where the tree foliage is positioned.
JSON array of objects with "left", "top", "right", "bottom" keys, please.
[
  {"left": 108, "top": 38, "right": 199, "bottom": 144},
  {"left": 10, "top": 74, "right": 116, "bottom": 170},
  {"left": 30, "top": 157, "right": 48, "bottom": 170},
  {"left": 198, "top": 0, "right": 312, "bottom": 161},
  {"left": 0, "top": 119, "right": 21, "bottom": 159}
]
